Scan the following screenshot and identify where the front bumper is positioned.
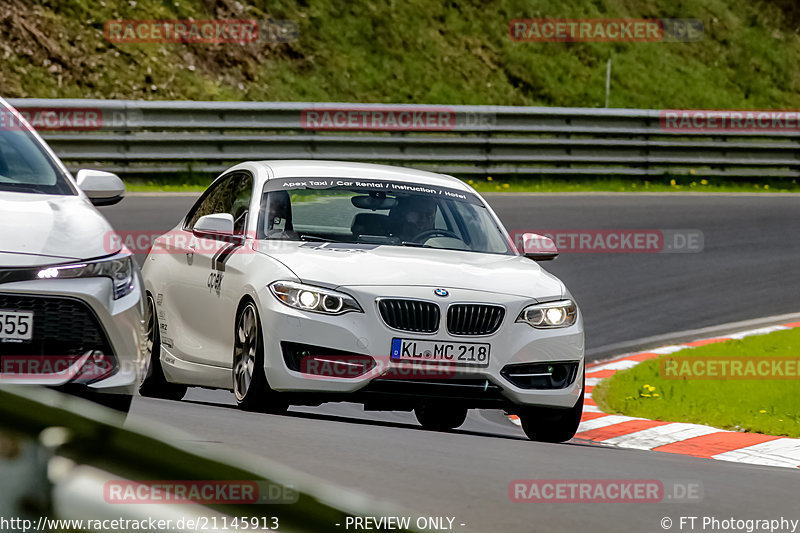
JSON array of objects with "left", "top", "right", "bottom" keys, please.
[
  {"left": 258, "top": 285, "right": 584, "bottom": 409},
  {"left": 0, "top": 276, "right": 146, "bottom": 397}
]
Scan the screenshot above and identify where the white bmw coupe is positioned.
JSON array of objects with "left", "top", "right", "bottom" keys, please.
[{"left": 142, "top": 160, "right": 585, "bottom": 442}]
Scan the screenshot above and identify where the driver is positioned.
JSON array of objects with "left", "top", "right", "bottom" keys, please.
[{"left": 390, "top": 196, "right": 438, "bottom": 242}]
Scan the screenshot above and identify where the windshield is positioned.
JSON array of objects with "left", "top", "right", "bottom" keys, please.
[
  {"left": 0, "top": 105, "right": 75, "bottom": 195},
  {"left": 257, "top": 180, "right": 513, "bottom": 255}
]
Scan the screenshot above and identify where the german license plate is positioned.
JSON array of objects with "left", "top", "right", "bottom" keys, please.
[
  {"left": 0, "top": 310, "right": 33, "bottom": 342},
  {"left": 391, "top": 338, "right": 490, "bottom": 367}
]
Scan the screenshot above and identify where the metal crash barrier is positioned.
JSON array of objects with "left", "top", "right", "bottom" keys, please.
[
  {"left": 7, "top": 99, "right": 800, "bottom": 179},
  {"left": 0, "top": 385, "right": 419, "bottom": 532}
]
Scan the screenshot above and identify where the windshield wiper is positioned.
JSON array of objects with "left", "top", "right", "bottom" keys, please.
[{"left": 400, "top": 241, "right": 472, "bottom": 252}]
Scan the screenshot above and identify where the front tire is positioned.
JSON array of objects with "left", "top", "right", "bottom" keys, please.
[
  {"left": 414, "top": 404, "right": 468, "bottom": 431},
  {"left": 139, "top": 294, "right": 188, "bottom": 401},
  {"left": 233, "top": 301, "right": 288, "bottom": 414},
  {"left": 519, "top": 377, "right": 584, "bottom": 443}
]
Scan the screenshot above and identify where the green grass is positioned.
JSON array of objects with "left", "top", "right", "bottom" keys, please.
[
  {"left": 465, "top": 176, "right": 800, "bottom": 193},
  {"left": 126, "top": 182, "right": 207, "bottom": 193},
  {"left": 593, "top": 328, "right": 800, "bottom": 438},
  {"left": 11, "top": 1, "right": 800, "bottom": 193},
  {"left": 2, "top": 0, "right": 800, "bottom": 109}
]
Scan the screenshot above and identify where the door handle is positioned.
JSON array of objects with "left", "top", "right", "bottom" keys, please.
[{"left": 186, "top": 244, "right": 196, "bottom": 262}]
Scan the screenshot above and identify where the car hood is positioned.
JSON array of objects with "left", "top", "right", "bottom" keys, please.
[
  {"left": 258, "top": 241, "right": 564, "bottom": 300},
  {"left": 0, "top": 191, "right": 119, "bottom": 265}
]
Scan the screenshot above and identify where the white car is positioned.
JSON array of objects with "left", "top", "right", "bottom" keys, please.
[
  {"left": 0, "top": 97, "right": 145, "bottom": 413},
  {"left": 142, "top": 160, "right": 585, "bottom": 442}
]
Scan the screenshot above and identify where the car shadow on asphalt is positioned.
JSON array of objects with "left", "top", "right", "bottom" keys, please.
[{"left": 175, "top": 397, "right": 601, "bottom": 447}]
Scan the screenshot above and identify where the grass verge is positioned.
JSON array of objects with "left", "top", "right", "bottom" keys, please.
[
  {"left": 4, "top": 0, "right": 800, "bottom": 110},
  {"left": 126, "top": 183, "right": 206, "bottom": 193},
  {"left": 593, "top": 327, "right": 800, "bottom": 438},
  {"left": 466, "top": 176, "right": 800, "bottom": 193}
]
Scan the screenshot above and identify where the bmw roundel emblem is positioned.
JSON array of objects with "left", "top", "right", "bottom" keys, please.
[{"left": 434, "top": 288, "right": 449, "bottom": 297}]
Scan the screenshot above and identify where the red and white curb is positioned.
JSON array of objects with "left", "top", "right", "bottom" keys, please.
[{"left": 510, "top": 321, "right": 800, "bottom": 469}]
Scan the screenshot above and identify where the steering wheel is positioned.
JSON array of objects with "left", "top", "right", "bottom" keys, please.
[{"left": 411, "top": 229, "right": 461, "bottom": 243}]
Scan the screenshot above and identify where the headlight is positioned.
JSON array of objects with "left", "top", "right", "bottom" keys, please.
[
  {"left": 37, "top": 255, "right": 136, "bottom": 300},
  {"left": 516, "top": 300, "right": 577, "bottom": 329},
  {"left": 270, "top": 281, "right": 362, "bottom": 315}
]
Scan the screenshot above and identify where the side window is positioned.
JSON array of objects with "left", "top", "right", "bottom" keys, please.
[
  {"left": 184, "top": 173, "right": 254, "bottom": 234},
  {"left": 184, "top": 178, "right": 231, "bottom": 230},
  {"left": 230, "top": 173, "right": 253, "bottom": 234}
]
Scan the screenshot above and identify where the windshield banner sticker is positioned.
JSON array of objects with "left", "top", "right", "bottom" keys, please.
[{"left": 263, "top": 179, "right": 484, "bottom": 205}]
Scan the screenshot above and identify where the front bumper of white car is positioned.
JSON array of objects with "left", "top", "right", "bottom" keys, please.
[
  {"left": 0, "top": 275, "right": 146, "bottom": 400},
  {"left": 257, "top": 284, "right": 584, "bottom": 410}
]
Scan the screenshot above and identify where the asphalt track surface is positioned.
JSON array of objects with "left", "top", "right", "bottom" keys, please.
[{"left": 101, "top": 193, "right": 800, "bottom": 533}]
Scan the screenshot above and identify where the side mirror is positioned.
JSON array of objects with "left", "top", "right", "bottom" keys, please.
[
  {"left": 76, "top": 169, "right": 126, "bottom": 206},
  {"left": 521, "top": 233, "right": 558, "bottom": 261},
  {"left": 194, "top": 213, "right": 235, "bottom": 235}
]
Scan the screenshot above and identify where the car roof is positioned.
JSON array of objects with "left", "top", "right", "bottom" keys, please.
[{"left": 231, "top": 160, "right": 472, "bottom": 192}]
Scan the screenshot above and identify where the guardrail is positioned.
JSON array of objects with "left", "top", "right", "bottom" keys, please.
[
  {"left": 7, "top": 99, "right": 800, "bottom": 179},
  {"left": 0, "top": 385, "right": 420, "bottom": 532}
]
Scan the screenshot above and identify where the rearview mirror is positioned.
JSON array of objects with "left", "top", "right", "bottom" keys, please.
[
  {"left": 521, "top": 233, "right": 558, "bottom": 261},
  {"left": 193, "top": 213, "right": 235, "bottom": 235},
  {"left": 76, "top": 169, "right": 125, "bottom": 206},
  {"left": 351, "top": 195, "right": 398, "bottom": 211}
]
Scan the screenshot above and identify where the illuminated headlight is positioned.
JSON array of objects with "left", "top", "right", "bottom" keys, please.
[
  {"left": 37, "top": 254, "right": 136, "bottom": 300},
  {"left": 270, "top": 281, "right": 362, "bottom": 315},
  {"left": 516, "top": 300, "right": 577, "bottom": 329}
]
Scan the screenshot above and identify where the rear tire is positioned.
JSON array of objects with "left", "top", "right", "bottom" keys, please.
[
  {"left": 233, "top": 301, "right": 288, "bottom": 414},
  {"left": 139, "top": 294, "right": 188, "bottom": 401},
  {"left": 414, "top": 404, "right": 468, "bottom": 431},
  {"left": 519, "top": 375, "right": 584, "bottom": 443}
]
